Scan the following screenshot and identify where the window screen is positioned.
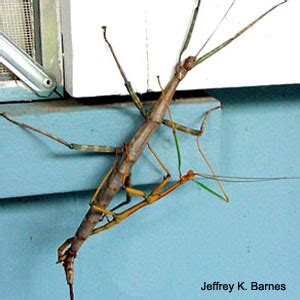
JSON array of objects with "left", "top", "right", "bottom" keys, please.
[{"left": 0, "top": 0, "right": 36, "bottom": 79}]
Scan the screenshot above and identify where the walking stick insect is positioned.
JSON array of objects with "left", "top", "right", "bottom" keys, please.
[{"left": 1, "top": 1, "right": 295, "bottom": 299}]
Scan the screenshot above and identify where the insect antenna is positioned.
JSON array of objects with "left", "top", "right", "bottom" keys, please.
[
  {"left": 195, "top": 0, "right": 237, "bottom": 57},
  {"left": 195, "top": 173, "right": 300, "bottom": 183},
  {"left": 195, "top": 1, "right": 287, "bottom": 65}
]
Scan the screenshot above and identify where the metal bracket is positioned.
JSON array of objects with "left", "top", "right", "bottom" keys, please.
[{"left": 0, "top": 32, "right": 57, "bottom": 97}]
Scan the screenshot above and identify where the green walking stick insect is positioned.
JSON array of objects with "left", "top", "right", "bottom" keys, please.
[{"left": 1, "top": 1, "right": 296, "bottom": 299}]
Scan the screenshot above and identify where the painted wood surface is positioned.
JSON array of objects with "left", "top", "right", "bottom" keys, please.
[
  {"left": 0, "top": 85, "right": 299, "bottom": 300},
  {"left": 61, "top": 0, "right": 300, "bottom": 97},
  {"left": 0, "top": 97, "right": 221, "bottom": 199}
]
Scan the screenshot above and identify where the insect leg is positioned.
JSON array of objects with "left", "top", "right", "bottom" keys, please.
[
  {"left": 102, "top": 25, "right": 216, "bottom": 136},
  {"left": 109, "top": 173, "right": 132, "bottom": 212},
  {"left": 99, "top": 142, "right": 170, "bottom": 215},
  {"left": 162, "top": 104, "right": 222, "bottom": 137},
  {"left": 91, "top": 170, "right": 196, "bottom": 236},
  {"left": 102, "top": 27, "right": 147, "bottom": 118},
  {"left": 0, "top": 112, "right": 119, "bottom": 153},
  {"left": 57, "top": 237, "right": 75, "bottom": 263},
  {"left": 195, "top": 106, "right": 229, "bottom": 201}
]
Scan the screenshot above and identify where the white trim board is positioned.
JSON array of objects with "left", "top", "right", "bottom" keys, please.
[{"left": 60, "top": 0, "right": 300, "bottom": 97}]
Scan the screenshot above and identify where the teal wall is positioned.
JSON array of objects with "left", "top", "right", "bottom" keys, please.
[{"left": 1, "top": 85, "right": 299, "bottom": 300}]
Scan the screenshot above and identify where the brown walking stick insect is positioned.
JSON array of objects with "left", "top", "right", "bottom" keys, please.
[{"left": 0, "top": 1, "right": 291, "bottom": 299}]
